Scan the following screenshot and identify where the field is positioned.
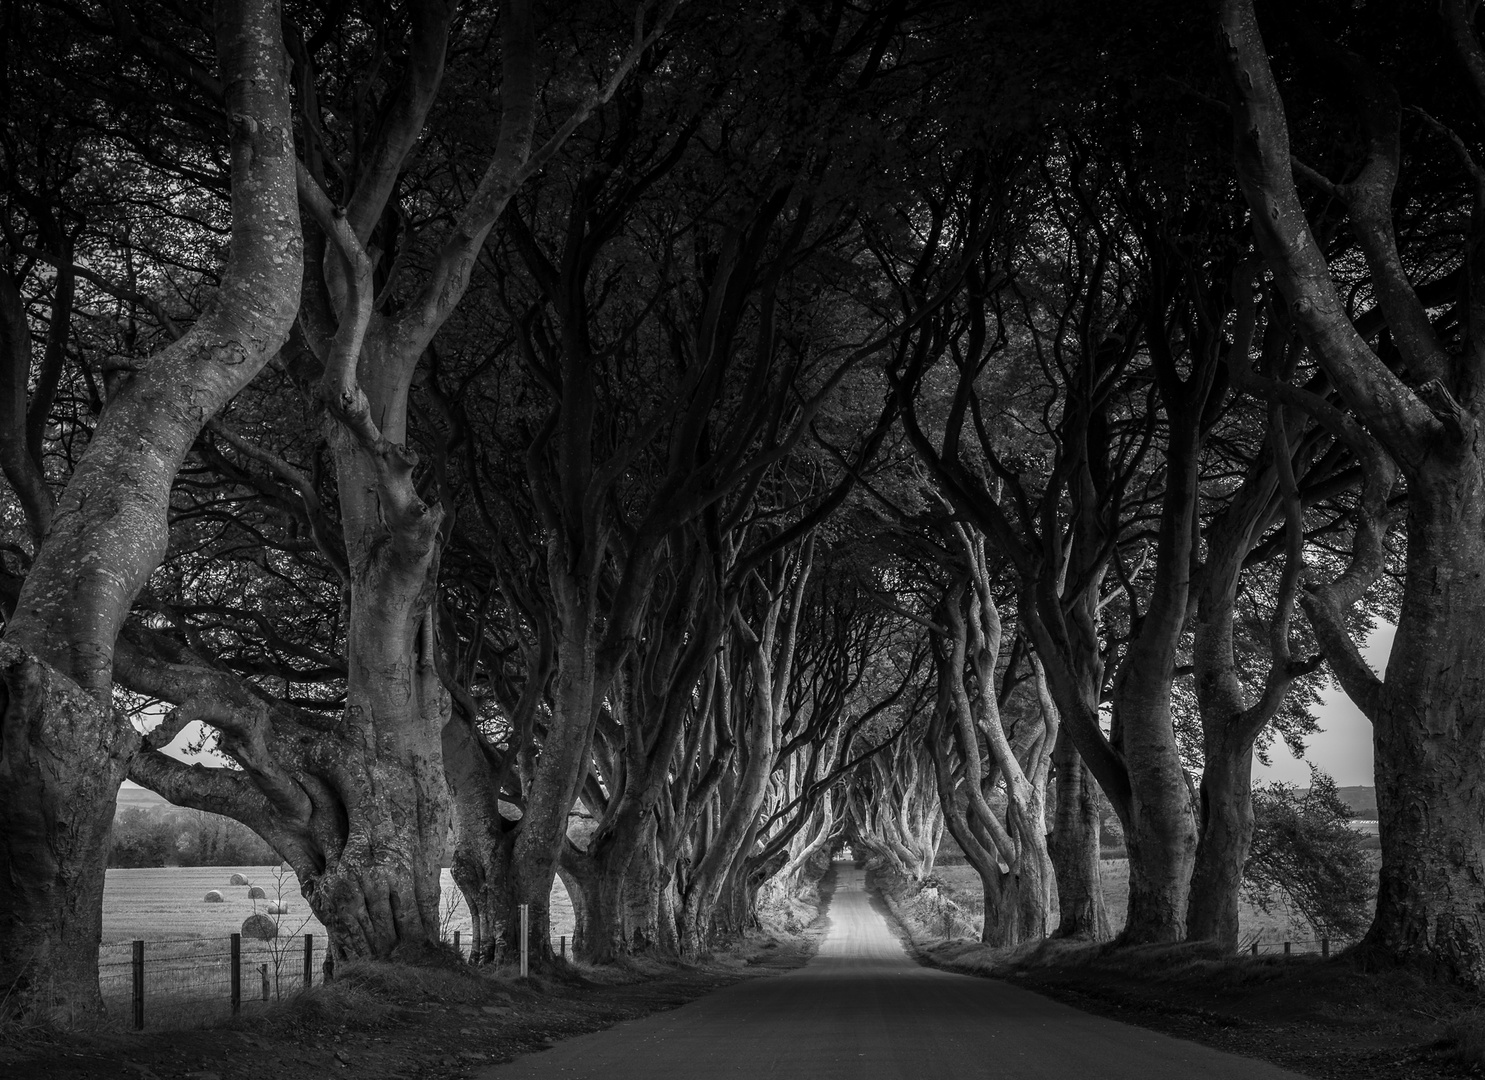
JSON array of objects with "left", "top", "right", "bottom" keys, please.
[
  {"left": 99, "top": 866, "right": 577, "bottom": 1029},
  {"left": 927, "top": 859, "right": 1353, "bottom": 950}
]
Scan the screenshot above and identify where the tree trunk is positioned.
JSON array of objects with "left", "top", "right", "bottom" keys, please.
[
  {"left": 656, "top": 870, "right": 681, "bottom": 955},
  {"left": 1186, "top": 731, "right": 1255, "bottom": 949},
  {"left": 1048, "top": 729, "right": 1110, "bottom": 941},
  {"left": 678, "top": 720, "right": 772, "bottom": 959},
  {"left": 1221, "top": 0, "right": 1485, "bottom": 982},
  {"left": 621, "top": 820, "right": 664, "bottom": 955},
  {"left": 309, "top": 428, "right": 450, "bottom": 960},
  {"left": 506, "top": 633, "right": 599, "bottom": 965},
  {"left": 0, "top": 649, "right": 134, "bottom": 1023},
  {"left": 977, "top": 860, "right": 1049, "bottom": 947},
  {"left": 444, "top": 707, "right": 518, "bottom": 965},
  {"left": 451, "top": 833, "right": 515, "bottom": 966},
  {"left": 0, "top": 0, "right": 300, "bottom": 1022},
  {"left": 1362, "top": 466, "right": 1485, "bottom": 983},
  {"left": 1115, "top": 750, "right": 1197, "bottom": 945}
]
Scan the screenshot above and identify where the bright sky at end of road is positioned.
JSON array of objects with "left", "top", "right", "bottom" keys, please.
[{"left": 1253, "top": 623, "right": 1393, "bottom": 789}]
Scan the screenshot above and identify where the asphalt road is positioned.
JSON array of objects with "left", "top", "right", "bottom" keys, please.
[{"left": 479, "top": 865, "right": 1306, "bottom": 1079}]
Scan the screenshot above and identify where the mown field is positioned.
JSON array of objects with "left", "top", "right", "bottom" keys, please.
[
  {"left": 928, "top": 859, "right": 1360, "bottom": 949},
  {"left": 101, "top": 866, "right": 576, "bottom": 948},
  {"left": 98, "top": 866, "right": 580, "bottom": 1028}
]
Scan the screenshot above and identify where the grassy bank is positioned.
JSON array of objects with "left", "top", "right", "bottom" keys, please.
[
  {"left": 3, "top": 875, "right": 833, "bottom": 1079},
  {"left": 869, "top": 861, "right": 1478, "bottom": 1079}
]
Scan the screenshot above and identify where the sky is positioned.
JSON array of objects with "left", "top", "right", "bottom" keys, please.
[
  {"left": 1252, "top": 623, "right": 1391, "bottom": 788},
  {"left": 125, "top": 625, "right": 1392, "bottom": 793}
]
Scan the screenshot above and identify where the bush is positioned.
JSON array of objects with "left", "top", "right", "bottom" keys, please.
[
  {"left": 1243, "top": 769, "right": 1372, "bottom": 940},
  {"left": 204, "top": 890, "right": 224, "bottom": 903}
]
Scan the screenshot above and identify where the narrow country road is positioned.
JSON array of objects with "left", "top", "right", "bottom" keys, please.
[{"left": 479, "top": 866, "right": 1305, "bottom": 1079}]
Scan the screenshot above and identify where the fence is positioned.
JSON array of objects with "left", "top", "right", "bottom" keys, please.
[
  {"left": 1246, "top": 936, "right": 1346, "bottom": 958},
  {"left": 98, "top": 933, "right": 324, "bottom": 1030},
  {"left": 445, "top": 920, "right": 570, "bottom": 964}
]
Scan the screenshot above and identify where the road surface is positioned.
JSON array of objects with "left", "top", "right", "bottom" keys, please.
[{"left": 479, "top": 865, "right": 1305, "bottom": 1079}]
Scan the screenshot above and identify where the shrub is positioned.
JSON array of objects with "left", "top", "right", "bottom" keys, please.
[
  {"left": 242, "top": 914, "right": 278, "bottom": 940},
  {"left": 1243, "top": 768, "right": 1372, "bottom": 940},
  {"left": 230, "top": 873, "right": 251, "bottom": 886},
  {"left": 204, "top": 890, "right": 224, "bottom": 903}
]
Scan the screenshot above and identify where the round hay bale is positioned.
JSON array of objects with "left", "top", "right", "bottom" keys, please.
[
  {"left": 266, "top": 901, "right": 290, "bottom": 915},
  {"left": 241, "top": 914, "right": 278, "bottom": 940},
  {"left": 247, "top": 886, "right": 266, "bottom": 899},
  {"left": 229, "top": 873, "right": 250, "bottom": 886},
  {"left": 203, "top": 890, "right": 225, "bottom": 903}
]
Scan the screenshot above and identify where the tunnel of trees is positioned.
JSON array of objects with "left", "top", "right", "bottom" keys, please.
[{"left": 1, "top": 0, "right": 1480, "bottom": 1024}]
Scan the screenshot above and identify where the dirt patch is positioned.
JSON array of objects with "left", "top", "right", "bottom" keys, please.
[{"left": 0, "top": 914, "right": 828, "bottom": 1080}]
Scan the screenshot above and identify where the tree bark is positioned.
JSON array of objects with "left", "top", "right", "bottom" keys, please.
[
  {"left": 0, "top": 649, "right": 133, "bottom": 1024},
  {"left": 1363, "top": 468, "right": 1485, "bottom": 980},
  {"left": 1186, "top": 730, "right": 1255, "bottom": 947},
  {"left": 1048, "top": 728, "right": 1110, "bottom": 941}
]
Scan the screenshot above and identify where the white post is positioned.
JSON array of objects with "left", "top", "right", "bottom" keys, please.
[{"left": 520, "top": 903, "right": 529, "bottom": 977}]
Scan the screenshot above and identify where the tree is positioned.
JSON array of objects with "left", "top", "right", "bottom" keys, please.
[
  {"left": 1221, "top": 0, "right": 1485, "bottom": 984},
  {"left": 0, "top": 0, "right": 301, "bottom": 1022},
  {"left": 1243, "top": 771, "right": 1373, "bottom": 942},
  {"left": 123, "top": 0, "right": 674, "bottom": 963}
]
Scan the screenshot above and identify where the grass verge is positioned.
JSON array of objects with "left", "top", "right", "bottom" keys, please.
[
  {"left": 868, "top": 860, "right": 1479, "bottom": 1080},
  {"left": 0, "top": 882, "right": 831, "bottom": 1080}
]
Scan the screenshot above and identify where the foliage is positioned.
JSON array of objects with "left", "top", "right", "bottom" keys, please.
[
  {"left": 107, "top": 807, "right": 277, "bottom": 869},
  {"left": 1242, "top": 770, "right": 1373, "bottom": 940}
]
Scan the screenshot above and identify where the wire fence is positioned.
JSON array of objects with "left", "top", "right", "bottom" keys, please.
[
  {"left": 1245, "top": 935, "right": 1351, "bottom": 958},
  {"left": 98, "top": 932, "right": 323, "bottom": 1030},
  {"left": 101, "top": 924, "right": 573, "bottom": 1030}
]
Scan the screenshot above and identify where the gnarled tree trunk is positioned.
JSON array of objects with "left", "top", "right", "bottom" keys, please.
[
  {"left": 1048, "top": 728, "right": 1110, "bottom": 941},
  {"left": 0, "top": 0, "right": 301, "bottom": 1022},
  {"left": 1222, "top": 0, "right": 1485, "bottom": 982}
]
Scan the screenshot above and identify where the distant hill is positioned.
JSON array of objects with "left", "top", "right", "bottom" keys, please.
[
  {"left": 1333, "top": 786, "right": 1377, "bottom": 818},
  {"left": 114, "top": 786, "right": 171, "bottom": 816}
]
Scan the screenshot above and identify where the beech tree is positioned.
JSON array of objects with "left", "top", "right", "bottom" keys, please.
[
  {"left": 0, "top": 0, "right": 301, "bottom": 1021},
  {"left": 1221, "top": 0, "right": 1485, "bottom": 983},
  {"left": 919, "top": 521, "right": 1058, "bottom": 946},
  {"left": 112, "top": 0, "right": 676, "bottom": 964}
]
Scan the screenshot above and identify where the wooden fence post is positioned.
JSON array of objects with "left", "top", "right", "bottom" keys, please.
[
  {"left": 260, "top": 962, "right": 270, "bottom": 1001},
  {"left": 520, "top": 904, "right": 529, "bottom": 978},
  {"left": 1321, "top": 938, "right": 1330, "bottom": 959},
  {"left": 131, "top": 940, "right": 144, "bottom": 1030},
  {"left": 560, "top": 936, "right": 566, "bottom": 960},
  {"left": 323, "top": 953, "right": 335, "bottom": 984},
  {"left": 230, "top": 933, "right": 241, "bottom": 1014},
  {"left": 1250, "top": 942, "right": 1258, "bottom": 957},
  {"left": 303, "top": 934, "right": 313, "bottom": 989},
  {"left": 453, "top": 930, "right": 460, "bottom": 955},
  {"left": 1283, "top": 941, "right": 1291, "bottom": 957}
]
